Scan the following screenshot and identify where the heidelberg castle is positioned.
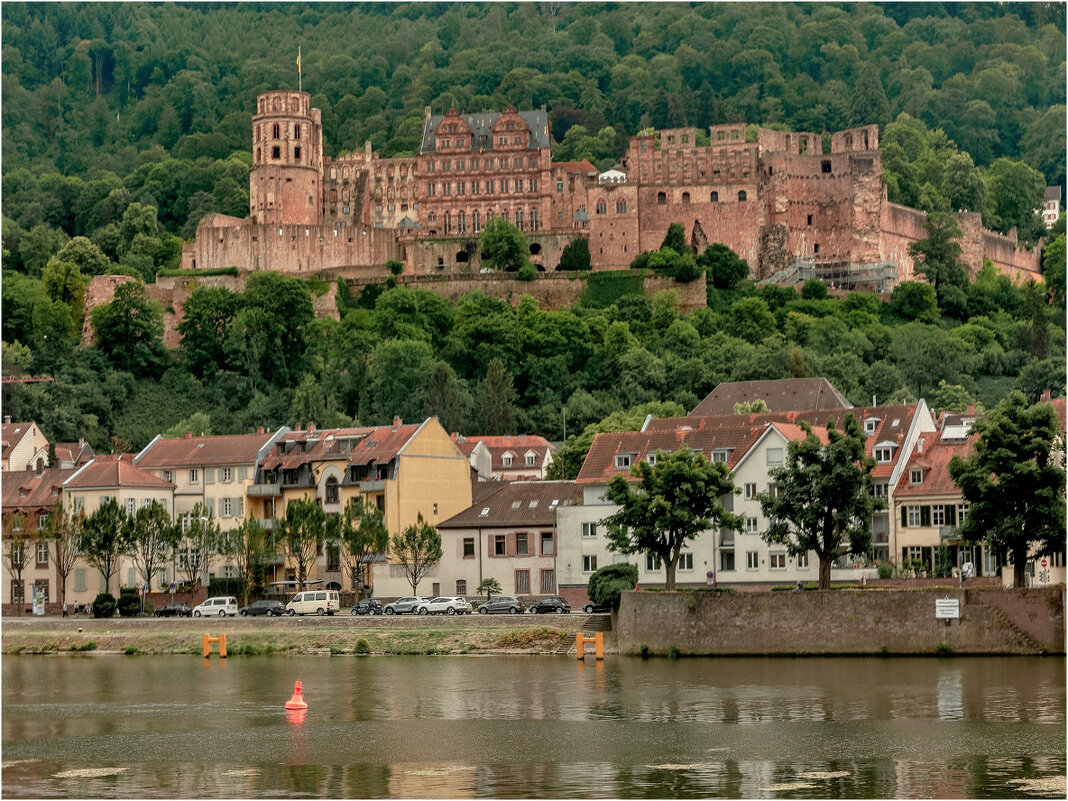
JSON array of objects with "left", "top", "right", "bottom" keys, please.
[{"left": 181, "top": 89, "right": 1041, "bottom": 292}]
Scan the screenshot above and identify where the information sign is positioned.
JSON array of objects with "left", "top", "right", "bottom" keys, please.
[{"left": 935, "top": 598, "right": 959, "bottom": 619}]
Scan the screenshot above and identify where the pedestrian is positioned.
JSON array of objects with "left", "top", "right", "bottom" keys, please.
[
  {"left": 62, "top": 602, "right": 68, "bottom": 617},
  {"left": 795, "top": 580, "right": 803, "bottom": 591}
]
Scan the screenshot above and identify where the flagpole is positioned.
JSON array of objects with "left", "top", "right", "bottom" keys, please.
[{"left": 298, "top": 45, "right": 302, "bottom": 92}]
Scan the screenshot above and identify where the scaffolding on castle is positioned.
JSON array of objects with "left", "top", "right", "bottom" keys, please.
[{"left": 759, "top": 259, "right": 898, "bottom": 294}]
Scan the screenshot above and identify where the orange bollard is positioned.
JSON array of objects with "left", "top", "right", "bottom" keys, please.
[
  {"left": 285, "top": 680, "right": 307, "bottom": 710},
  {"left": 576, "top": 632, "right": 604, "bottom": 660}
]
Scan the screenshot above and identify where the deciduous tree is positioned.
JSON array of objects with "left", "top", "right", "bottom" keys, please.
[
  {"left": 335, "top": 497, "right": 389, "bottom": 598},
  {"left": 277, "top": 496, "right": 325, "bottom": 591},
  {"left": 126, "top": 500, "right": 179, "bottom": 602},
  {"left": 80, "top": 498, "right": 128, "bottom": 596},
  {"left": 390, "top": 514, "right": 443, "bottom": 596},
  {"left": 479, "top": 216, "right": 528, "bottom": 272},
  {"left": 603, "top": 447, "right": 742, "bottom": 591},
  {"left": 43, "top": 500, "right": 84, "bottom": 614},
  {"left": 3, "top": 513, "right": 32, "bottom": 616},
  {"left": 949, "top": 392, "right": 1066, "bottom": 588},
  {"left": 758, "top": 415, "right": 880, "bottom": 589}
]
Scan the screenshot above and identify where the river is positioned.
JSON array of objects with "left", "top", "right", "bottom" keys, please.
[{"left": 2, "top": 654, "right": 1064, "bottom": 798}]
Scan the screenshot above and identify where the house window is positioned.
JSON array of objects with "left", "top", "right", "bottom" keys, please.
[
  {"left": 583, "top": 555, "right": 598, "bottom": 573},
  {"left": 36, "top": 543, "right": 49, "bottom": 565},
  {"left": 679, "top": 553, "right": 694, "bottom": 571},
  {"left": 327, "top": 544, "right": 340, "bottom": 572},
  {"left": 540, "top": 532, "right": 553, "bottom": 556},
  {"left": 766, "top": 448, "right": 783, "bottom": 466},
  {"left": 746, "top": 551, "right": 759, "bottom": 570},
  {"left": 646, "top": 453, "right": 657, "bottom": 466},
  {"left": 463, "top": 538, "right": 475, "bottom": 558},
  {"left": 745, "top": 517, "right": 759, "bottom": 534},
  {"left": 931, "top": 505, "right": 945, "bottom": 526},
  {"left": 516, "top": 533, "right": 528, "bottom": 556},
  {"left": 222, "top": 498, "right": 234, "bottom": 517},
  {"left": 525, "top": 454, "right": 537, "bottom": 467},
  {"left": 769, "top": 553, "right": 786, "bottom": 570},
  {"left": 908, "top": 506, "right": 921, "bottom": 527},
  {"left": 189, "top": 469, "right": 199, "bottom": 483},
  {"left": 38, "top": 513, "right": 49, "bottom": 529},
  {"left": 163, "top": 470, "right": 174, "bottom": 483},
  {"left": 712, "top": 450, "right": 729, "bottom": 463},
  {"left": 874, "top": 447, "right": 892, "bottom": 463},
  {"left": 581, "top": 522, "right": 598, "bottom": 538},
  {"left": 864, "top": 419, "right": 878, "bottom": 435},
  {"left": 646, "top": 554, "right": 662, "bottom": 571},
  {"left": 221, "top": 467, "right": 233, "bottom": 483},
  {"left": 720, "top": 550, "right": 735, "bottom": 571},
  {"left": 910, "top": 468, "right": 923, "bottom": 485},
  {"left": 797, "top": 552, "right": 809, "bottom": 569},
  {"left": 958, "top": 503, "right": 969, "bottom": 523},
  {"left": 126, "top": 498, "right": 137, "bottom": 516},
  {"left": 515, "top": 569, "right": 530, "bottom": 593},
  {"left": 325, "top": 477, "right": 339, "bottom": 504},
  {"left": 494, "top": 535, "right": 506, "bottom": 556},
  {"left": 74, "top": 568, "right": 86, "bottom": 592},
  {"left": 502, "top": 455, "right": 513, "bottom": 467},
  {"left": 541, "top": 569, "right": 555, "bottom": 593},
  {"left": 615, "top": 454, "right": 633, "bottom": 469},
  {"left": 744, "top": 483, "right": 757, "bottom": 499},
  {"left": 873, "top": 482, "right": 888, "bottom": 499},
  {"left": 456, "top": 579, "right": 467, "bottom": 596}
]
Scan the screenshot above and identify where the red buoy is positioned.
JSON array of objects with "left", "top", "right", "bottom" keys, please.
[{"left": 284, "top": 680, "right": 307, "bottom": 710}]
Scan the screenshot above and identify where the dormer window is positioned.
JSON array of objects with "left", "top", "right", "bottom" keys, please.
[
  {"left": 909, "top": 468, "right": 923, "bottom": 485},
  {"left": 713, "top": 449, "right": 730, "bottom": 464},
  {"left": 874, "top": 446, "right": 894, "bottom": 463},
  {"left": 864, "top": 419, "right": 878, "bottom": 435},
  {"left": 502, "top": 453, "right": 514, "bottom": 468},
  {"left": 525, "top": 453, "right": 537, "bottom": 467},
  {"left": 646, "top": 453, "right": 657, "bottom": 466},
  {"left": 615, "top": 454, "right": 634, "bottom": 470}
]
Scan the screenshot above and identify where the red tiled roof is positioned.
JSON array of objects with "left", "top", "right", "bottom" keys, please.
[
  {"left": 65, "top": 455, "right": 175, "bottom": 490},
  {"left": 53, "top": 441, "right": 94, "bottom": 465},
  {"left": 690, "top": 378, "right": 852, "bottom": 416},
  {"left": 438, "top": 481, "right": 582, "bottom": 528},
  {"left": 894, "top": 432, "right": 976, "bottom": 498},
  {"left": 348, "top": 424, "right": 422, "bottom": 467},
  {"left": 456, "top": 435, "right": 554, "bottom": 471},
  {"left": 556, "top": 160, "right": 597, "bottom": 175},
  {"left": 2, "top": 468, "right": 78, "bottom": 513},
  {"left": 137, "top": 431, "right": 278, "bottom": 468}
]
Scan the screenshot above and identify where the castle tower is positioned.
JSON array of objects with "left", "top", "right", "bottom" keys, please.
[{"left": 250, "top": 91, "right": 323, "bottom": 225}]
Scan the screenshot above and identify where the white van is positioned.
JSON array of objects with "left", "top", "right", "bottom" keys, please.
[
  {"left": 285, "top": 590, "right": 340, "bottom": 616},
  {"left": 192, "top": 596, "right": 238, "bottom": 617}
]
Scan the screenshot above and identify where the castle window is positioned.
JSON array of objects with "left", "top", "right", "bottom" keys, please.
[
  {"left": 530, "top": 208, "right": 538, "bottom": 231},
  {"left": 473, "top": 211, "right": 481, "bottom": 233},
  {"left": 272, "top": 146, "right": 280, "bottom": 159},
  {"left": 814, "top": 244, "right": 820, "bottom": 254},
  {"left": 682, "top": 192, "right": 690, "bottom": 204},
  {"left": 457, "top": 212, "right": 465, "bottom": 233},
  {"left": 516, "top": 209, "right": 524, "bottom": 230},
  {"left": 657, "top": 192, "right": 666, "bottom": 205},
  {"left": 711, "top": 191, "right": 719, "bottom": 202},
  {"left": 595, "top": 199, "right": 606, "bottom": 215},
  {"left": 294, "top": 124, "right": 301, "bottom": 140},
  {"left": 294, "top": 146, "right": 301, "bottom": 161},
  {"left": 807, "top": 214, "right": 813, "bottom": 225},
  {"left": 821, "top": 160, "right": 831, "bottom": 174},
  {"left": 444, "top": 212, "right": 451, "bottom": 234},
  {"left": 556, "top": 180, "right": 563, "bottom": 192},
  {"left": 272, "top": 124, "right": 280, "bottom": 139},
  {"left": 737, "top": 191, "right": 747, "bottom": 202},
  {"left": 616, "top": 200, "right": 626, "bottom": 213}
]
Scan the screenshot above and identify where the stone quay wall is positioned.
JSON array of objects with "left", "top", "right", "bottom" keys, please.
[{"left": 616, "top": 586, "right": 1064, "bottom": 656}]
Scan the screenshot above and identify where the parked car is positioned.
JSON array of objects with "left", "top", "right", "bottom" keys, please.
[
  {"left": 383, "top": 596, "right": 427, "bottom": 615},
  {"left": 285, "top": 590, "right": 341, "bottom": 616},
  {"left": 154, "top": 602, "right": 191, "bottom": 618},
  {"left": 417, "top": 596, "right": 472, "bottom": 615},
  {"left": 528, "top": 596, "right": 571, "bottom": 614},
  {"left": 583, "top": 601, "right": 611, "bottom": 613},
  {"left": 477, "top": 595, "right": 525, "bottom": 614},
  {"left": 351, "top": 599, "right": 384, "bottom": 616},
  {"left": 240, "top": 600, "right": 286, "bottom": 617},
  {"left": 192, "top": 596, "right": 238, "bottom": 617}
]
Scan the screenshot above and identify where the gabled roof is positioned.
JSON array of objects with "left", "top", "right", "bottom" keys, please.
[
  {"left": 894, "top": 432, "right": 977, "bottom": 498},
  {"left": 259, "top": 421, "right": 429, "bottom": 471},
  {"left": 135, "top": 431, "right": 278, "bottom": 468},
  {"left": 53, "top": 441, "right": 95, "bottom": 467},
  {"left": 690, "top": 378, "right": 852, "bottom": 416},
  {"left": 421, "top": 109, "right": 550, "bottom": 154},
  {"left": 454, "top": 435, "right": 554, "bottom": 472},
  {"left": 438, "top": 481, "right": 581, "bottom": 528},
  {"left": 1, "top": 421, "right": 40, "bottom": 458},
  {"left": 2, "top": 468, "right": 78, "bottom": 513},
  {"left": 65, "top": 455, "right": 175, "bottom": 490},
  {"left": 556, "top": 160, "right": 598, "bottom": 175}
]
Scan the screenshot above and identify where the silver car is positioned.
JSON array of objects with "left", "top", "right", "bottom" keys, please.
[
  {"left": 383, "top": 596, "right": 427, "bottom": 615},
  {"left": 417, "top": 596, "right": 472, "bottom": 615}
]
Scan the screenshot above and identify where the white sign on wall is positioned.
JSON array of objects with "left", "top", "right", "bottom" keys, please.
[{"left": 935, "top": 598, "right": 960, "bottom": 619}]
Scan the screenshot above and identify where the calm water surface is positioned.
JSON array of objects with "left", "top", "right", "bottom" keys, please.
[{"left": 2, "top": 654, "right": 1064, "bottom": 798}]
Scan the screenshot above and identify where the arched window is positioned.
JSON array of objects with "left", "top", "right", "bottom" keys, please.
[
  {"left": 444, "top": 212, "right": 452, "bottom": 235},
  {"left": 457, "top": 211, "right": 465, "bottom": 233},
  {"left": 472, "top": 210, "right": 481, "bottom": 233},
  {"left": 272, "top": 123, "right": 280, "bottom": 139},
  {"left": 711, "top": 191, "right": 719, "bottom": 202},
  {"left": 682, "top": 192, "right": 690, "bottom": 204},
  {"left": 530, "top": 208, "right": 538, "bottom": 231},
  {"left": 657, "top": 192, "right": 667, "bottom": 205},
  {"left": 325, "top": 477, "right": 339, "bottom": 504},
  {"left": 595, "top": 199, "right": 607, "bottom": 215},
  {"left": 738, "top": 190, "right": 747, "bottom": 202}
]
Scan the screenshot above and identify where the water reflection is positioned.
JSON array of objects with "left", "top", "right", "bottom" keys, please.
[{"left": 2, "top": 655, "right": 1063, "bottom": 799}]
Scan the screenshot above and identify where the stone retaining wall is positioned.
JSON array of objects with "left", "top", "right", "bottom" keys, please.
[{"left": 616, "top": 586, "right": 1064, "bottom": 656}]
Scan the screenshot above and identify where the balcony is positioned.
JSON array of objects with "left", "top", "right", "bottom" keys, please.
[
  {"left": 939, "top": 526, "right": 960, "bottom": 542},
  {"left": 247, "top": 483, "right": 281, "bottom": 497},
  {"left": 359, "top": 479, "right": 386, "bottom": 492},
  {"left": 719, "top": 529, "right": 735, "bottom": 547}
]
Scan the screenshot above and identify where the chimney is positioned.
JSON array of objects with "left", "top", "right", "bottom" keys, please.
[
  {"left": 307, "top": 422, "right": 316, "bottom": 432},
  {"left": 257, "top": 427, "right": 265, "bottom": 435},
  {"left": 965, "top": 403, "right": 975, "bottom": 416},
  {"left": 393, "top": 416, "right": 402, "bottom": 430},
  {"left": 78, "top": 438, "right": 85, "bottom": 448},
  {"left": 185, "top": 431, "right": 192, "bottom": 439},
  {"left": 4, "top": 415, "right": 10, "bottom": 425},
  {"left": 1040, "top": 389, "right": 1052, "bottom": 403},
  {"left": 295, "top": 424, "right": 302, "bottom": 432},
  {"left": 917, "top": 437, "right": 924, "bottom": 454}
]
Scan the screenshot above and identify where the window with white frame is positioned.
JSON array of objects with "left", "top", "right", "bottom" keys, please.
[
  {"left": 958, "top": 503, "right": 969, "bottom": 523},
  {"left": 581, "top": 522, "right": 598, "bottom": 538},
  {"left": 125, "top": 498, "right": 137, "bottom": 516},
  {"left": 502, "top": 454, "right": 513, "bottom": 467},
  {"left": 646, "top": 554, "right": 662, "bottom": 571},
  {"left": 746, "top": 551, "right": 759, "bottom": 570},
  {"left": 909, "top": 468, "right": 923, "bottom": 485},
  {"left": 745, "top": 516, "right": 759, "bottom": 534},
  {"left": 767, "top": 482, "right": 779, "bottom": 498},
  {"left": 38, "top": 512, "right": 49, "bottom": 529},
  {"left": 864, "top": 419, "right": 878, "bottom": 435},
  {"left": 931, "top": 505, "right": 945, "bottom": 526},
  {"left": 769, "top": 552, "right": 786, "bottom": 569},
  {"left": 712, "top": 449, "right": 729, "bottom": 463},
  {"left": 222, "top": 498, "right": 234, "bottom": 517},
  {"left": 582, "top": 555, "right": 598, "bottom": 573},
  {"left": 163, "top": 470, "right": 174, "bottom": 483},
  {"left": 615, "top": 454, "right": 634, "bottom": 469},
  {"left": 189, "top": 468, "right": 199, "bottom": 483},
  {"left": 874, "top": 447, "right": 892, "bottom": 463},
  {"left": 908, "top": 505, "right": 920, "bottom": 527},
  {"left": 36, "top": 543, "right": 49, "bottom": 565},
  {"left": 646, "top": 453, "right": 657, "bottom": 466},
  {"left": 766, "top": 448, "right": 783, "bottom": 466},
  {"left": 744, "top": 482, "right": 757, "bottom": 499},
  {"left": 221, "top": 467, "right": 233, "bottom": 483},
  {"left": 456, "top": 579, "right": 467, "bottom": 596},
  {"left": 525, "top": 453, "right": 537, "bottom": 467},
  {"left": 873, "top": 482, "right": 888, "bottom": 499},
  {"left": 797, "top": 552, "right": 809, "bottom": 569},
  {"left": 679, "top": 553, "right": 694, "bottom": 571}
]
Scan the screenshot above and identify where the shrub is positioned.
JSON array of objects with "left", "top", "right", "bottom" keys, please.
[
  {"left": 354, "top": 638, "right": 370, "bottom": 655},
  {"left": 92, "top": 593, "right": 117, "bottom": 618},
  {"left": 117, "top": 592, "right": 142, "bottom": 617},
  {"left": 668, "top": 645, "right": 680, "bottom": 660},
  {"left": 587, "top": 562, "right": 638, "bottom": 611},
  {"left": 638, "top": 644, "right": 650, "bottom": 658},
  {"left": 73, "top": 641, "right": 97, "bottom": 651},
  {"left": 124, "top": 645, "right": 139, "bottom": 655},
  {"left": 559, "top": 238, "right": 591, "bottom": 271},
  {"left": 517, "top": 263, "right": 537, "bottom": 281},
  {"left": 877, "top": 560, "right": 893, "bottom": 579},
  {"left": 386, "top": 260, "right": 404, "bottom": 276}
]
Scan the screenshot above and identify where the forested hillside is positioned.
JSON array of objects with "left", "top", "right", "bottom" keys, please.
[{"left": 1, "top": 2, "right": 1065, "bottom": 457}]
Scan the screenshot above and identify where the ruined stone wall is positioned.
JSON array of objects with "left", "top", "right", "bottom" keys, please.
[
  {"left": 586, "top": 183, "right": 640, "bottom": 269},
  {"left": 404, "top": 232, "right": 572, "bottom": 274},
  {"left": 617, "top": 587, "right": 1065, "bottom": 656}
]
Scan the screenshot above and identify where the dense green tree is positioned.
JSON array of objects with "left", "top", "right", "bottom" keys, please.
[
  {"left": 603, "top": 446, "right": 742, "bottom": 591},
  {"left": 949, "top": 392, "right": 1066, "bottom": 588},
  {"left": 53, "top": 235, "right": 110, "bottom": 276},
  {"left": 983, "top": 158, "right": 1046, "bottom": 244},
  {"left": 586, "top": 562, "right": 638, "bottom": 611},
  {"left": 125, "top": 500, "right": 179, "bottom": 601},
  {"left": 849, "top": 62, "right": 890, "bottom": 128},
  {"left": 659, "top": 222, "right": 689, "bottom": 256},
  {"left": 277, "top": 496, "right": 326, "bottom": 591},
  {"left": 480, "top": 216, "right": 528, "bottom": 272},
  {"left": 79, "top": 498, "right": 128, "bottom": 596},
  {"left": 888, "top": 281, "right": 938, "bottom": 323},
  {"left": 478, "top": 357, "right": 517, "bottom": 435},
  {"left": 726, "top": 297, "right": 776, "bottom": 343},
  {"left": 1042, "top": 234, "right": 1065, "bottom": 308},
  {"left": 699, "top": 243, "right": 749, "bottom": 290},
  {"left": 89, "top": 280, "right": 168, "bottom": 377},
  {"left": 335, "top": 497, "right": 390, "bottom": 598},
  {"left": 390, "top": 513, "right": 443, "bottom": 596},
  {"left": 177, "top": 286, "right": 242, "bottom": 378},
  {"left": 559, "top": 237, "right": 591, "bottom": 271},
  {"left": 758, "top": 415, "right": 880, "bottom": 589}
]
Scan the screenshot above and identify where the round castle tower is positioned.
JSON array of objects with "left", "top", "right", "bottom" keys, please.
[{"left": 250, "top": 91, "right": 323, "bottom": 226}]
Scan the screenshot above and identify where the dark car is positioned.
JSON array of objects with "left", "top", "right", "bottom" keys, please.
[
  {"left": 240, "top": 600, "right": 286, "bottom": 617},
  {"left": 582, "top": 601, "right": 611, "bottom": 613},
  {"left": 528, "top": 596, "right": 571, "bottom": 614},
  {"left": 154, "top": 602, "right": 191, "bottom": 617},
  {"left": 477, "top": 595, "right": 525, "bottom": 615},
  {"left": 351, "top": 598, "right": 383, "bottom": 616}
]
